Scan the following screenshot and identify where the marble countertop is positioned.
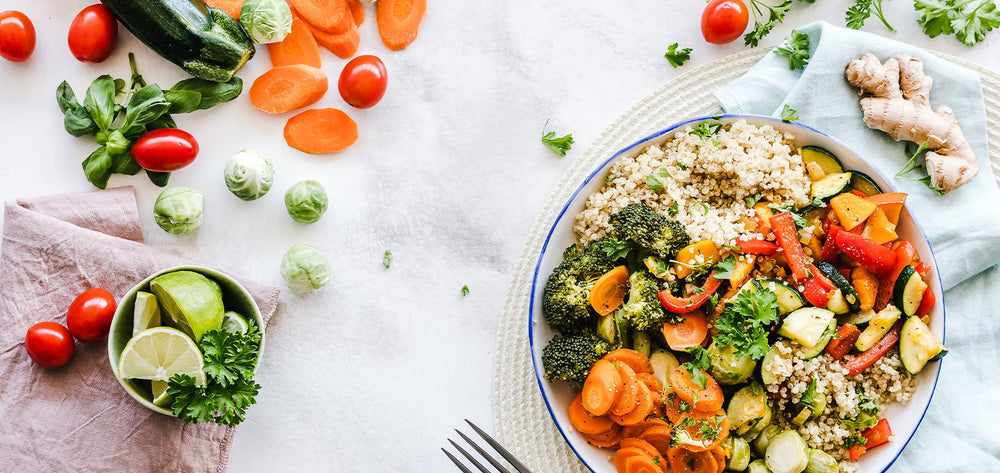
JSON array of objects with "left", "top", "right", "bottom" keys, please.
[{"left": 1, "top": 1, "right": 997, "bottom": 471}]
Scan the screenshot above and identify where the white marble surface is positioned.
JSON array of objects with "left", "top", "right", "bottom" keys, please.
[{"left": 1, "top": 1, "right": 997, "bottom": 471}]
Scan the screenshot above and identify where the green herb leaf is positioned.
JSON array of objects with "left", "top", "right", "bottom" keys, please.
[
  {"left": 915, "top": 0, "right": 999, "bottom": 45},
  {"left": 744, "top": 0, "right": 794, "bottom": 47},
  {"left": 146, "top": 170, "right": 171, "bottom": 187},
  {"left": 674, "top": 161, "right": 688, "bottom": 170},
  {"left": 844, "top": 433, "right": 868, "bottom": 448},
  {"left": 713, "top": 254, "right": 739, "bottom": 280},
  {"left": 602, "top": 237, "right": 635, "bottom": 260},
  {"left": 846, "top": 0, "right": 896, "bottom": 31},
  {"left": 56, "top": 81, "right": 81, "bottom": 114},
  {"left": 83, "top": 75, "right": 117, "bottom": 132},
  {"left": 122, "top": 84, "right": 171, "bottom": 134},
  {"left": 801, "top": 374, "right": 818, "bottom": 405},
  {"left": 164, "top": 89, "right": 203, "bottom": 114},
  {"left": 682, "top": 346, "right": 712, "bottom": 389},
  {"left": 104, "top": 130, "right": 131, "bottom": 156},
  {"left": 690, "top": 120, "right": 721, "bottom": 139},
  {"left": 383, "top": 250, "right": 392, "bottom": 269},
  {"left": 780, "top": 104, "right": 800, "bottom": 121},
  {"left": 63, "top": 105, "right": 99, "bottom": 137},
  {"left": 856, "top": 387, "right": 880, "bottom": 414},
  {"left": 646, "top": 167, "right": 672, "bottom": 192},
  {"left": 461, "top": 285, "right": 470, "bottom": 296},
  {"left": 664, "top": 43, "right": 693, "bottom": 68},
  {"left": 541, "top": 120, "right": 574, "bottom": 157},
  {"left": 111, "top": 152, "right": 142, "bottom": 175},
  {"left": 713, "top": 281, "right": 779, "bottom": 360},
  {"left": 745, "top": 193, "right": 764, "bottom": 207},
  {"left": 775, "top": 30, "right": 811, "bottom": 70},
  {"left": 668, "top": 201, "right": 679, "bottom": 218},
  {"left": 82, "top": 147, "right": 114, "bottom": 189}
]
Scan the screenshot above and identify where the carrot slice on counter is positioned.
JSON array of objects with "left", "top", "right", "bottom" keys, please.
[
  {"left": 609, "top": 382, "right": 654, "bottom": 426},
  {"left": 348, "top": 0, "right": 365, "bottom": 25},
  {"left": 639, "top": 424, "right": 674, "bottom": 455},
  {"left": 204, "top": 0, "right": 243, "bottom": 18},
  {"left": 283, "top": 108, "right": 359, "bottom": 154},
  {"left": 268, "top": 10, "right": 322, "bottom": 68},
  {"left": 583, "top": 423, "right": 623, "bottom": 448},
  {"left": 661, "top": 310, "right": 708, "bottom": 351},
  {"left": 611, "top": 365, "right": 640, "bottom": 416},
  {"left": 590, "top": 266, "right": 629, "bottom": 316},
  {"left": 602, "top": 349, "right": 654, "bottom": 374},
  {"left": 667, "top": 446, "right": 717, "bottom": 473},
  {"left": 376, "top": 0, "right": 426, "bottom": 50},
  {"left": 249, "top": 65, "right": 328, "bottom": 114},
  {"left": 309, "top": 21, "right": 360, "bottom": 59},
  {"left": 669, "top": 367, "right": 723, "bottom": 412},
  {"left": 568, "top": 393, "right": 616, "bottom": 435},
  {"left": 289, "top": 0, "right": 353, "bottom": 33},
  {"left": 582, "top": 359, "right": 622, "bottom": 416}
]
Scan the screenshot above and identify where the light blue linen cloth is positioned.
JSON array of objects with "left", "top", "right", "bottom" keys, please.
[{"left": 716, "top": 21, "right": 1000, "bottom": 472}]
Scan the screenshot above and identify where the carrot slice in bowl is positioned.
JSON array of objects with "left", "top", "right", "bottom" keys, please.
[
  {"left": 582, "top": 359, "right": 622, "bottom": 416},
  {"left": 568, "top": 392, "right": 616, "bottom": 435},
  {"left": 602, "top": 349, "right": 653, "bottom": 374}
]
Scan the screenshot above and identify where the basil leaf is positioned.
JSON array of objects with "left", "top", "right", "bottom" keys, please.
[
  {"left": 82, "top": 147, "right": 114, "bottom": 189},
  {"left": 56, "top": 81, "right": 81, "bottom": 113},
  {"left": 170, "top": 77, "right": 243, "bottom": 110},
  {"left": 123, "top": 125, "right": 147, "bottom": 141},
  {"left": 164, "top": 89, "right": 203, "bottom": 114},
  {"left": 63, "top": 106, "right": 99, "bottom": 137},
  {"left": 105, "top": 130, "right": 131, "bottom": 156},
  {"left": 146, "top": 170, "right": 171, "bottom": 187},
  {"left": 84, "top": 75, "right": 117, "bottom": 132},
  {"left": 147, "top": 114, "right": 176, "bottom": 131},
  {"left": 122, "top": 84, "right": 170, "bottom": 133},
  {"left": 111, "top": 153, "right": 142, "bottom": 175}
]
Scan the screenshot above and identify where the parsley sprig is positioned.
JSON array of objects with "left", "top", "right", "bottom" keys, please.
[
  {"left": 846, "top": 0, "right": 896, "bottom": 31},
  {"left": 713, "top": 281, "right": 780, "bottom": 360},
  {"left": 682, "top": 346, "right": 712, "bottom": 389},
  {"left": 744, "top": 0, "right": 795, "bottom": 47},
  {"left": 915, "top": 0, "right": 1000, "bottom": 45},
  {"left": 690, "top": 121, "right": 722, "bottom": 139},
  {"left": 775, "top": 30, "right": 810, "bottom": 70},
  {"left": 601, "top": 237, "right": 635, "bottom": 260},
  {"left": 664, "top": 43, "right": 693, "bottom": 68},
  {"left": 541, "top": 119, "right": 574, "bottom": 156},
  {"left": 780, "top": 104, "right": 800, "bottom": 122}
]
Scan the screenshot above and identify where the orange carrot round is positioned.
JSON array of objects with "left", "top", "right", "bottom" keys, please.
[
  {"left": 620, "top": 438, "right": 661, "bottom": 459},
  {"left": 624, "top": 455, "right": 666, "bottom": 473},
  {"left": 667, "top": 445, "right": 718, "bottom": 473},
  {"left": 614, "top": 446, "right": 653, "bottom": 473},
  {"left": 250, "top": 65, "right": 328, "bottom": 114},
  {"left": 568, "top": 393, "right": 616, "bottom": 435},
  {"left": 639, "top": 424, "right": 674, "bottom": 456},
  {"left": 609, "top": 382, "right": 653, "bottom": 426},
  {"left": 636, "top": 372, "right": 663, "bottom": 394},
  {"left": 268, "top": 10, "right": 322, "bottom": 69},
  {"left": 590, "top": 266, "right": 629, "bottom": 316},
  {"left": 611, "top": 365, "right": 640, "bottom": 416},
  {"left": 602, "top": 349, "right": 654, "bottom": 374},
  {"left": 669, "top": 367, "right": 723, "bottom": 412},
  {"left": 289, "top": 0, "right": 353, "bottom": 34},
  {"left": 283, "top": 108, "right": 359, "bottom": 154},
  {"left": 661, "top": 310, "right": 708, "bottom": 351},
  {"left": 709, "top": 446, "right": 726, "bottom": 473},
  {"left": 309, "top": 22, "right": 360, "bottom": 59},
  {"left": 348, "top": 0, "right": 365, "bottom": 25},
  {"left": 662, "top": 389, "right": 691, "bottom": 424},
  {"left": 582, "top": 359, "right": 622, "bottom": 416},
  {"left": 673, "top": 408, "right": 730, "bottom": 453},
  {"left": 621, "top": 418, "right": 670, "bottom": 440},
  {"left": 376, "top": 0, "right": 426, "bottom": 50},
  {"left": 583, "top": 424, "right": 624, "bottom": 448}
]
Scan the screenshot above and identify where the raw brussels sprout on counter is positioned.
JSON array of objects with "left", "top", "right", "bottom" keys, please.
[
  {"left": 280, "top": 244, "right": 331, "bottom": 293},
  {"left": 285, "top": 180, "right": 328, "bottom": 224},
  {"left": 224, "top": 150, "right": 274, "bottom": 201},
  {"left": 154, "top": 187, "right": 204, "bottom": 234},
  {"left": 240, "top": 0, "right": 293, "bottom": 44}
]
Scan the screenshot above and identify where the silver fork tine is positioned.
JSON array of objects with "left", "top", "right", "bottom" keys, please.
[
  {"left": 465, "top": 419, "right": 533, "bottom": 473},
  {"left": 449, "top": 439, "right": 493, "bottom": 473},
  {"left": 442, "top": 448, "right": 475, "bottom": 473},
  {"left": 456, "top": 429, "right": 513, "bottom": 473}
]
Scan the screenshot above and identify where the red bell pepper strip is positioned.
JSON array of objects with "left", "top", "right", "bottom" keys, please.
[
  {"left": 770, "top": 212, "right": 810, "bottom": 280},
  {"left": 916, "top": 288, "right": 936, "bottom": 321},
  {"left": 875, "top": 241, "right": 917, "bottom": 311},
  {"left": 825, "top": 323, "right": 861, "bottom": 360},
  {"left": 834, "top": 230, "right": 898, "bottom": 276},
  {"left": 914, "top": 261, "right": 932, "bottom": 278},
  {"left": 733, "top": 238, "right": 779, "bottom": 255},
  {"left": 802, "top": 277, "right": 832, "bottom": 307},
  {"left": 850, "top": 189, "right": 868, "bottom": 198},
  {"left": 849, "top": 444, "right": 867, "bottom": 461},
  {"left": 658, "top": 275, "right": 721, "bottom": 314},
  {"left": 820, "top": 225, "right": 842, "bottom": 262},
  {"left": 863, "top": 418, "right": 893, "bottom": 450},
  {"left": 845, "top": 320, "right": 903, "bottom": 376}
]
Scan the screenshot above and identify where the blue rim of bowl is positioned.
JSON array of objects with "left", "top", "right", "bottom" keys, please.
[{"left": 527, "top": 114, "right": 945, "bottom": 473}]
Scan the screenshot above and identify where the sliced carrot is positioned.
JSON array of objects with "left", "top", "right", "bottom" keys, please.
[
  {"left": 284, "top": 108, "right": 359, "bottom": 154},
  {"left": 376, "top": 0, "right": 426, "bottom": 50},
  {"left": 204, "top": 0, "right": 243, "bottom": 19},
  {"left": 625, "top": 453, "right": 666, "bottom": 473},
  {"left": 661, "top": 310, "right": 708, "bottom": 351},
  {"left": 582, "top": 359, "right": 622, "bottom": 416},
  {"left": 662, "top": 389, "right": 692, "bottom": 424},
  {"left": 709, "top": 446, "right": 726, "bottom": 473},
  {"left": 639, "top": 424, "right": 674, "bottom": 456},
  {"left": 669, "top": 367, "right": 723, "bottom": 412},
  {"left": 348, "top": 0, "right": 365, "bottom": 25},
  {"left": 568, "top": 393, "right": 616, "bottom": 435},
  {"left": 583, "top": 424, "right": 623, "bottom": 448},
  {"left": 612, "top": 365, "right": 640, "bottom": 416},
  {"left": 614, "top": 446, "right": 654, "bottom": 473},
  {"left": 620, "top": 438, "right": 661, "bottom": 459},
  {"left": 268, "top": 10, "right": 322, "bottom": 68},
  {"left": 621, "top": 418, "right": 670, "bottom": 439},
  {"left": 610, "top": 382, "right": 654, "bottom": 426},
  {"left": 637, "top": 372, "right": 662, "bottom": 394},
  {"left": 851, "top": 266, "right": 878, "bottom": 311},
  {"left": 250, "top": 65, "right": 328, "bottom": 114},
  {"left": 667, "top": 446, "right": 717, "bottom": 473},
  {"left": 673, "top": 409, "right": 730, "bottom": 453},
  {"left": 289, "top": 0, "right": 353, "bottom": 34},
  {"left": 309, "top": 21, "right": 361, "bottom": 59},
  {"left": 590, "top": 266, "right": 629, "bottom": 316},
  {"left": 603, "top": 349, "right": 654, "bottom": 374}
]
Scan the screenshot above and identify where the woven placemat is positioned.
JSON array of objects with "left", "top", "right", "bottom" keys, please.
[{"left": 491, "top": 47, "right": 1000, "bottom": 473}]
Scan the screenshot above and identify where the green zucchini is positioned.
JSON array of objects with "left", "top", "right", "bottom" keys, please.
[
  {"left": 760, "top": 342, "right": 785, "bottom": 386},
  {"left": 900, "top": 316, "right": 946, "bottom": 374},
  {"left": 801, "top": 146, "right": 844, "bottom": 176},
  {"left": 893, "top": 265, "right": 928, "bottom": 317},
  {"left": 850, "top": 171, "right": 883, "bottom": 196},
  {"left": 810, "top": 172, "right": 852, "bottom": 201},
  {"left": 816, "top": 261, "right": 861, "bottom": 313},
  {"left": 778, "top": 307, "right": 836, "bottom": 349},
  {"left": 800, "top": 319, "right": 837, "bottom": 360},
  {"left": 101, "top": 0, "right": 255, "bottom": 82},
  {"left": 840, "top": 308, "right": 876, "bottom": 326},
  {"left": 741, "top": 278, "right": 805, "bottom": 315},
  {"left": 855, "top": 305, "right": 901, "bottom": 352}
]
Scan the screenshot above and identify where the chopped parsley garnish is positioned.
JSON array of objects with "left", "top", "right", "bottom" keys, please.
[
  {"left": 668, "top": 201, "right": 679, "bottom": 217},
  {"left": 780, "top": 104, "right": 800, "bottom": 121},
  {"left": 383, "top": 250, "right": 392, "bottom": 269},
  {"left": 682, "top": 346, "right": 712, "bottom": 389},
  {"left": 541, "top": 119, "right": 574, "bottom": 157},
  {"left": 674, "top": 160, "right": 689, "bottom": 170},
  {"left": 664, "top": 43, "right": 693, "bottom": 68},
  {"left": 601, "top": 237, "right": 635, "bottom": 260},
  {"left": 713, "top": 281, "right": 779, "bottom": 360},
  {"left": 604, "top": 175, "right": 613, "bottom": 183},
  {"left": 690, "top": 120, "right": 721, "bottom": 139},
  {"left": 844, "top": 433, "right": 868, "bottom": 448},
  {"left": 745, "top": 193, "right": 764, "bottom": 207},
  {"left": 856, "top": 387, "right": 880, "bottom": 415},
  {"left": 705, "top": 293, "right": 721, "bottom": 315},
  {"left": 646, "top": 167, "right": 673, "bottom": 192},
  {"left": 712, "top": 254, "right": 739, "bottom": 280},
  {"left": 801, "top": 375, "right": 818, "bottom": 405}
]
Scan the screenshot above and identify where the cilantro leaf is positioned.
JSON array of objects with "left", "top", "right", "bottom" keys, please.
[
  {"left": 383, "top": 250, "right": 392, "bottom": 269},
  {"left": 713, "top": 254, "right": 739, "bottom": 280},
  {"left": 664, "top": 43, "right": 693, "bottom": 68},
  {"left": 461, "top": 285, "right": 470, "bottom": 296},
  {"left": 846, "top": 0, "right": 896, "bottom": 31},
  {"left": 915, "top": 0, "right": 999, "bottom": 45},
  {"left": 713, "top": 281, "right": 779, "bottom": 360},
  {"left": 674, "top": 161, "right": 688, "bottom": 170},
  {"left": 646, "top": 167, "right": 672, "bottom": 192},
  {"left": 601, "top": 237, "right": 635, "bottom": 260},
  {"left": 744, "top": 0, "right": 795, "bottom": 47},
  {"left": 775, "top": 30, "right": 810, "bottom": 70},
  {"left": 690, "top": 121, "right": 721, "bottom": 139},
  {"left": 541, "top": 119, "right": 574, "bottom": 156},
  {"left": 780, "top": 104, "right": 800, "bottom": 122},
  {"left": 801, "top": 375, "right": 818, "bottom": 405},
  {"left": 745, "top": 193, "right": 764, "bottom": 207}
]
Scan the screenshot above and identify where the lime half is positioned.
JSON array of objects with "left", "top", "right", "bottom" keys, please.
[
  {"left": 150, "top": 271, "right": 224, "bottom": 342},
  {"left": 222, "top": 311, "right": 249, "bottom": 334},
  {"left": 118, "top": 327, "right": 205, "bottom": 386},
  {"left": 133, "top": 291, "right": 162, "bottom": 336},
  {"left": 151, "top": 380, "right": 172, "bottom": 407}
]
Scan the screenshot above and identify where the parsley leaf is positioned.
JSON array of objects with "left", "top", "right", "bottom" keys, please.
[
  {"left": 668, "top": 201, "right": 679, "bottom": 218},
  {"left": 745, "top": 193, "right": 764, "bottom": 207},
  {"left": 383, "top": 250, "right": 392, "bottom": 269},
  {"left": 844, "top": 433, "right": 868, "bottom": 448},
  {"left": 744, "top": 0, "right": 795, "bottom": 47},
  {"left": 712, "top": 254, "right": 739, "bottom": 280},
  {"left": 690, "top": 120, "right": 722, "bottom": 139},
  {"left": 846, "top": 0, "right": 896, "bottom": 32},
  {"left": 856, "top": 387, "right": 880, "bottom": 414},
  {"left": 780, "top": 104, "right": 800, "bottom": 122},
  {"left": 713, "top": 281, "right": 779, "bottom": 360},
  {"left": 801, "top": 375, "right": 818, "bottom": 405},
  {"left": 646, "top": 167, "right": 672, "bottom": 192},
  {"left": 461, "top": 285, "right": 470, "bottom": 296},
  {"left": 541, "top": 119, "right": 574, "bottom": 156},
  {"left": 674, "top": 161, "right": 689, "bottom": 170},
  {"left": 664, "top": 43, "right": 693, "bottom": 68},
  {"left": 682, "top": 346, "right": 712, "bottom": 389},
  {"left": 775, "top": 30, "right": 811, "bottom": 70},
  {"left": 915, "top": 0, "right": 1000, "bottom": 45},
  {"left": 602, "top": 237, "right": 635, "bottom": 260}
]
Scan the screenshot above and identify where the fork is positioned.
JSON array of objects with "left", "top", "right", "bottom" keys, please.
[{"left": 442, "top": 419, "right": 533, "bottom": 473}]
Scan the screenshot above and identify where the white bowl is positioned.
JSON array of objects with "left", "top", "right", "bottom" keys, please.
[{"left": 528, "top": 115, "right": 945, "bottom": 472}]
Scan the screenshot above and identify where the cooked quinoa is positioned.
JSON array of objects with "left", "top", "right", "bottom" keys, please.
[{"left": 574, "top": 119, "right": 812, "bottom": 246}]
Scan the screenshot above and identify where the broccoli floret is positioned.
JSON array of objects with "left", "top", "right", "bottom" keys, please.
[
  {"left": 609, "top": 203, "right": 690, "bottom": 260},
  {"left": 541, "top": 329, "right": 614, "bottom": 385},
  {"left": 619, "top": 269, "right": 676, "bottom": 331},
  {"left": 541, "top": 239, "right": 616, "bottom": 334}
]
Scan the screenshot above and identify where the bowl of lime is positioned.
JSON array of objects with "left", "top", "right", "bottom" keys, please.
[{"left": 108, "top": 266, "right": 265, "bottom": 420}]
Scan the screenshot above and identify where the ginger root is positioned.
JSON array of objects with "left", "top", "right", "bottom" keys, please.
[{"left": 845, "top": 53, "right": 978, "bottom": 194}]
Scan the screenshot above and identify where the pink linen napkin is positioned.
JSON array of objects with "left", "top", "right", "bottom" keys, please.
[{"left": 0, "top": 187, "right": 279, "bottom": 473}]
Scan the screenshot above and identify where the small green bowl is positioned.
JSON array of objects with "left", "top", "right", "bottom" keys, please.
[{"left": 108, "top": 265, "right": 266, "bottom": 416}]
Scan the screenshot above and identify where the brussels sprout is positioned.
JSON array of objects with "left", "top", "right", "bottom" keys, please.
[
  {"left": 804, "top": 449, "right": 839, "bottom": 473},
  {"left": 743, "top": 402, "right": 773, "bottom": 440},
  {"left": 240, "top": 0, "right": 293, "bottom": 44},
  {"left": 153, "top": 187, "right": 204, "bottom": 234},
  {"left": 752, "top": 425, "right": 783, "bottom": 457},
  {"left": 632, "top": 330, "right": 652, "bottom": 358},
  {"left": 224, "top": 150, "right": 274, "bottom": 201},
  {"left": 284, "top": 180, "right": 328, "bottom": 223},
  {"left": 280, "top": 244, "right": 331, "bottom": 293},
  {"left": 765, "top": 430, "right": 809, "bottom": 473},
  {"left": 723, "top": 436, "right": 751, "bottom": 471},
  {"left": 748, "top": 459, "right": 772, "bottom": 473},
  {"left": 728, "top": 384, "right": 770, "bottom": 435},
  {"left": 709, "top": 341, "right": 757, "bottom": 385},
  {"left": 649, "top": 349, "right": 680, "bottom": 389}
]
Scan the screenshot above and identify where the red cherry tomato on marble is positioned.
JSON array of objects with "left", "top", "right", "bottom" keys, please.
[
  {"left": 68, "top": 4, "right": 118, "bottom": 63},
  {"left": 66, "top": 288, "right": 117, "bottom": 343},
  {"left": 25, "top": 322, "right": 75, "bottom": 369},
  {"left": 0, "top": 10, "right": 36, "bottom": 62},
  {"left": 701, "top": 0, "right": 750, "bottom": 45},
  {"left": 338, "top": 55, "right": 388, "bottom": 109},
  {"left": 131, "top": 128, "right": 200, "bottom": 172}
]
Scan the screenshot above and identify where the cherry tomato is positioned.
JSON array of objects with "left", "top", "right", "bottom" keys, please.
[
  {"left": 25, "top": 322, "right": 75, "bottom": 369},
  {"left": 68, "top": 4, "right": 118, "bottom": 63},
  {"left": 131, "top": 128, "right": 200, "bottom": 172},
  {"left": 338, "top": 55, "right": 388, "bottom": 109},
  {"left": 701, "top": 0, "right": 749, "bottom": 45},
  {"left": 0, "top": 10, "right": 36, "bottom": 62},
  {"left": 66, "top": 288, "right": 117, "bottom": 343}
]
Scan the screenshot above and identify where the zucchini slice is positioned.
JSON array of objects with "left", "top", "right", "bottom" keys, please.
[
  {"left": 900, "top": 316, "right": 946, "bottom": 374},
  {"left": 800, "top": 319, "right": 837, "bottom": 360},
  {"left": 741, "top": 278, "right": 805, "bottom": 315},
  {"left": 855, "top": 305, "right": 901, "bottom": 352},
  {"left": 893, "top": 265, "right": 928, "bottom": 317},
  {"left": 840, "top": 308, "right": 876, "bottom": 326},
  {"left": 760, "top": 342, "right": 785, "bottom": 386},
  {"left": 801, "top": 146, "right": 844, "bottom": 176},
  {"left": 778, "top": 307, "right": 836, "bottom": 348},
  {"left": 810, "top": 172, "right": 853, "bottom": 201},
  {"left": 850, "top": 171, "right": 883, "bottom": 196},
  {"left": 816, "top": 261, "right": 861, "bottom": 313}
]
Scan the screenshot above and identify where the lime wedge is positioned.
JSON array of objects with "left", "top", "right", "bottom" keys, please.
[
  {"left": 150, "top": 271, "right": 224, "bottom": 342},
  {"left": 118, "top": 327, "right": 205, "bottom": 386},
  {"left": 133, "top": 291, "right": 162, "bottom": 336},
  {"left": 222, "top": 311, "right": 249, "bottom": 334},
  {"left": 151, "top": 380, "right": 172, "bottom": 407}
]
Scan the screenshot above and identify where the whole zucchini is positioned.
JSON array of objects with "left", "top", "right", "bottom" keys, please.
[{"left": 101, "top": 0, "right": 254, "bottom": 82}]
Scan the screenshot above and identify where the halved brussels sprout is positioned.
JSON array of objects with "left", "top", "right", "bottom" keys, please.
[
  {"left": 153, "top": 187, "right": 204, "bottom": 235},
  {"left": 284, "top": 180, "right": 328, "bottom": 224},
  {"left": 723, "top": 436, "right": 751, "bottom": 471},
  {"left": 649, "top": 349, "right": 680, "bottom": 389},
  {"left": 765, "top": 430, "right": 809, "bottom": 473},
  {"left": 224, "top": 150, "right": 274, "bottom": 201},
  {"left": 804, "top": 448, "right": 840, "bottom": 473},
  {"left": 240, "top": 0, "right": 293, "bottom": 44},
  {"left": 632, "top": 331, "right": 652, "bottom": 358},
  {"left": 752, "top": 424, "right": 783, "bottom": 457},
  {"left": 748, "top": 459, "right": 772, "bottom": 473},
  {"left": 709, "top": 341, "right": 757, "bottom": 385},
  {"left": 728, "top": 384, "right": 770, "bottom": 435}
]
